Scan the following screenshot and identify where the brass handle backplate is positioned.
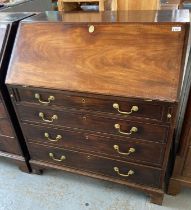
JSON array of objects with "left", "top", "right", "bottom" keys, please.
[
  {"left": 113, "top": 145, "right": 135, "bottom": 156},
  {"left": 113, "top": 103, "right": 138, "bottom": 115},
  {"left": 44, "top": 132, "right": 62, "bottom": 142},
  {"left": 49, "top": 152, "right": 66, "bottom": 162},
  {"left": 114, "top": 124, "right": 138, "bottom": 136},
  {"left": 114, "top": 167, "right": 134, "bottom": 177},
  {"left": 35, "top": 93, "right": 55, "bottom": 105},
  {"left": 39, "top": 112, "right": 58, "bottom": 123}
]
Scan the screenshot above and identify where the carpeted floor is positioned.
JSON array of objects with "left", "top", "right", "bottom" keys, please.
[{"left": 0, "top": 158, "right": 190, "bottom": 210}]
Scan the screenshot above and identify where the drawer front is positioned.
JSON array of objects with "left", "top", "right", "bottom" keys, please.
[
  {"left": 183, "top": 146, "right": 191, "bottom": 177},
  {"left": 16, "top": 88, "right": 167, "bottom": 121},
  {"left": 0, "top": 118, "right": 15, "bottom": 137},
  {"left": 23, "top": 123, "right": 165, "bottom": 166},
  {"left": 17, "top": 105, "right": 169, "bottom": 143},
  {"left": 0, "top": 102, "right": 7, "bottom": 118},
  {"left": 0, "top": 135, "right": 21, "bottom": 155},
  {"left": 29, "top": 143, "right": 162, "bottom": 188}
]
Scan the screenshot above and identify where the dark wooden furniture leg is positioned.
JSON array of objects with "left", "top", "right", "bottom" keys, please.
[
  {"left": 150, "top": 192, "right": 164, "bottom": 205},
  {"left": 167, "top": 179, "right": 181, "bottom": 195}
]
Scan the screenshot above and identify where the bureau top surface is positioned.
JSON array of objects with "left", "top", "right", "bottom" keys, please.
[
  {"left": 0, "top": 13, "right": 34, "bottom": 23},
  {"left": 22, "top": 10, "right": 189, "bottom": 23},
  {"left": 6, "top": 11, "right": 190, "bottom": 102}
]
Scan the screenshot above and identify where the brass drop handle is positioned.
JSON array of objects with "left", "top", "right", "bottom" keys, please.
[
  {"left": 49, "top": 153, "right": 66, "bottom": 162},
  {"left": 89, "top": 25, "right": 94, "bottom": 33},
  {"left": 113, "top": 145, "right": 135, "bottom": 156},
  {"left": 113, "top": 103, "right": 138, "bottom": 115},
  {"left": 114, "top": 124, "right": 138, "bottom": 136},
  {"left": 35, "top": 93, "right": 55, "bottom": 105},
  {"left": 44, "top": 132, "right": 62, "bottom": 142},
  {"left": 39, "top": 112, "right": 58, "bottom": 123},
  {"left": 114, "top": 167, "right": 134, "bottom": 177}
]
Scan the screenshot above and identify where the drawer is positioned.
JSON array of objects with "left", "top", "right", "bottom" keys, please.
[
  {"left": 0, "top": 135, "right": 21, "bottom": 155},
  {"left": 23, "top": 123, "right": 165, "bottom": 166},
  {"left": 183, "top": 146, "right": 191, "bottom": 177},
  {"left": 0, "top": 118, "right": 15, "bottom": 137},
  {"left": 17, "top": 105, "right": 169, "bottom": 143},
  {"left": 15, "top": 87, "right": 170, "bottom": 122},
  {"left": 0, "top": 102, "right": 7, "bottom": 118},
  {"left": 28, "top": 142, "right": 162, "bottom": 188}
]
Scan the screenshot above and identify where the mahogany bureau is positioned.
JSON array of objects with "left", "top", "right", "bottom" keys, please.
[
  {"left": 0, "top": 13, "right": 34, "bottom": 172},
  {"left": 5, "top": 10, "right": 190, "bottom": 205}
]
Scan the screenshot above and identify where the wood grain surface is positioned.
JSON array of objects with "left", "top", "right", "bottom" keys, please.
[
  {"left": 20, "top": 10, "right": 189, "bottom": 23},
  {"left": 16, "top": 104, "right": 169, "bottom": 143},
  {"left": 0, "top": 13, "right": 35, "bottom": 173},
  {"left": 117, "top": 0, "right": 160, "bottom": 10},
  {"left": 28, "top": 142, "right": 162, "bottom": 188},
  {"left": 5, "top": 11, "right": 190, "bottom": 204},
  {"left": 168, "top": 90, "right": 191, "bottom": 195},
  {"left": 183, "top": 146, "right": 191, "bottom": 177},
  {"left": 0, "top": 135, "right": 22, "bottom": 155},
  {"left": 7, "top": 21, "right": 188, "bottom": 101},
  {"left": 22, "top": 123, "right": 165, "bottom": 166},
  {"left": 16, "top": 87, "right": 171, "bottom": 122},
  {"left": 0, "top": 102, "right": 8, "bottom": 118}
]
